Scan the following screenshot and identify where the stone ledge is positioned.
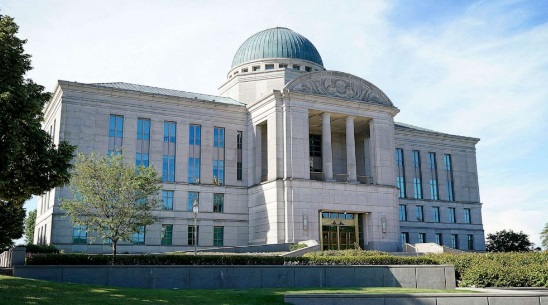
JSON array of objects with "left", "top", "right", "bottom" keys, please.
[{"left": 284, "top": 293, "right": 548, "bottom": 305}]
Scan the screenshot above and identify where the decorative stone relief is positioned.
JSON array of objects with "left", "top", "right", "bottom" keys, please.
[{"left": 285, "top": 71, "right": 393, "bottom": 107}]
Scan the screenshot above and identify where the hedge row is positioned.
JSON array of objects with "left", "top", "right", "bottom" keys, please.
[
  {"left": 427, "top": 252, "right": 548, "bottom": 287},
  {"left": 25, "top": 244, "right": 59, "bottom": 254},
  {"left": 25, "top": 253, "right": 436, "bottom": 266}
]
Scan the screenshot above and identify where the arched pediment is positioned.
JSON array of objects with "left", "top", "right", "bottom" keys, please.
[{"left": 284, "top": 71, "right": 393, "bottom": 107}]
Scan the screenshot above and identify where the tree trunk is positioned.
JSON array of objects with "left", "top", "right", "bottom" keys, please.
[{"left": 112, "top": 240, "right": 117, "bottom": 265}]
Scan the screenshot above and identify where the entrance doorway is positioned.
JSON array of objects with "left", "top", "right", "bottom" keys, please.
[{"left": 320, "top": 211, "right": 360, "bottom": 250}]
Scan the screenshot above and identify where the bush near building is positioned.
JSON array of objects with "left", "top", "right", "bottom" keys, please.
[{"left": 427, "top": 252, "right": 548, "bottom": 287}]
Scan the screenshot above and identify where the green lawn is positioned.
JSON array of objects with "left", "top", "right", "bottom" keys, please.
[{"left": 0, "top": 275, "right": 468, "bottom": 305}]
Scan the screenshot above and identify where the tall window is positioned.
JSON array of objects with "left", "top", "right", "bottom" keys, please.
[
  {"left": 162, "top": 121, "right": 176, "bottom": 182},
  {"left": 448, "top": 207, "right": 456, "bottom": 223},
  {"left": 213, "top": 127, "right": 225, "bottom": 185},
  {"left": 237, "top": 131, "right": 243, "bottom": 181},
  {"left": 432, "top": 207, "right": 440, "bottom": 223},
  {"left": 188, "top": 225, "right": 199, "bottom": 246},
  {"left": 412, "top": 150, "right": 423, "bottom": 199},
  {"left": 428, "top": 152, "right": 439, "bottom": 200},
  {"left": 399, "top": 205, "right": 407, "bottom": 221},
  {"left": 416, "top": 206, "right": 424, "bottom": 222},
  {"left": 435, "top": 233, "right": 443, "bottom": 245},
  {"left": 213, "top": 193, "right": 224, "bottom": 213},
  {"left": 108, "top": 115, "right": 124, "bottom": 155},
  {"left": 309, "top": 134, "right": 322, "bottom": 173},
  {"left": 187, "top": 191, "right": 199, "bottom": 212},
  {"left": 73, "top": 225, "right": 87, "bottom": 244},
  {"left": 467, "top": 234, "right": 474, "bottom": 250},
  {"left": 132, "top": 226, "right": 145, "bottom": 244},
  {"left": 444, "top": 154, "right": 455, "bottom": 201},
  {"left": 161, "top": 225, "right": 173, "bottom": 245},
  {"left": 451, "top": 234, "right": 459, "bottom": 249},
  {"left": 418, "top": 233, "right": 426, "bottom": 243},
  {"left": 395, "top": 148, "right": 406, "bottom": 198},
  {"left": 162, "top": 190, "right": 174, "bottom": 210},
  {"left": 400, "top": 232, "right": 409, "bottom": 247},
  {"left": 464, "top": 208, "right": 471, "bottom": 224},
  {"left": 188, "top": 124, "right": 201, "bottom": 183},
  {"left": 136, "top": 118, "right": 151, "bottom": 167},
  {"left": 213, "top": 226, "right": 224, "bottom": 247}
]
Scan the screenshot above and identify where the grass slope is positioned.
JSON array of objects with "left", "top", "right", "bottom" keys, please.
[{"left": 0, "top": 275, "right": 466, "bottom": 305}]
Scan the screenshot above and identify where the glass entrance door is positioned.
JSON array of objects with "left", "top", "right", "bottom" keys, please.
[{"left": 321, "top": 225, "right": 357, "bottom": 250}]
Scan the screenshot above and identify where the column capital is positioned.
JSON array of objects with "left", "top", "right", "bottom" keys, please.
[{"left": 322, "top": 112, "right": 331, "bottom": 119}]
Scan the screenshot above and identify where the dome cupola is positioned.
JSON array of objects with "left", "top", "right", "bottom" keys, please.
[{"left": 231, "top": 27, "right": 324, "bottom": 68}]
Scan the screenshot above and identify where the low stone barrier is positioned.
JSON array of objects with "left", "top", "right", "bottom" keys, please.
[
  {"left": 285, "top": 292, "right": 548, "bottom": 305},
  {"left": 14, "top": 265, "right": 455, "bottom": 290}
]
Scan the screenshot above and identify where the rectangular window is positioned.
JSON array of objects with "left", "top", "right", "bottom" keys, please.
[
  {"left": 432, "top": 207, "right": 440, "bottom": 223},
  {"left": 265, "top": 64, "right": 274, "bottom": 70},
  {"left": 188, "top": 124, "right": 201, "bottom": 184},
  {"left": 279, "top": 63, "right": 288, "bottom": 68},
  {"left": 400, "top": 232, "right": 409, "bottom": 247},
  {"left": 309, "top": 134, "right": 322, "bottom": 173},
  {"left": 213, "top": 127, "right": 225, "bottom": 185},
  {"left": 451, "top": 234, "right": 459, "bottom": 249},
  {"left": 162, "top": 121, "right": 176, "bottom": 182},
  {"left": 449, "top": 207, "right": 456, "bottom": 223},
  {"left": 161, "top": 225, "right": 173, "bottom": 246},
  {"left": 418, "top": 233, "right": 426, "bottom": 243},
  {"left": 136, "top": 118, "right": 151, "bottom": 167},
  {"left": 305, "top": 66, "right": 312, "bottom": 72},
  {"left": 237, "top": 131, "right": 243, "bottom": 180},
  {"left": 412, "top": 150, "right": 423, "bottom": 199},
  {"left": 188, "top": 225, "right": 199, "bottom": 246},
  {"left": 399, "top": 204, "right": 407, "bottom": 221},
  {"left": 132, "top": 226, "right": 145, "bottom": 244},
  {"left": 416, "top": 206, "right": 424, "bottom": 222},
  {"left": 213, "top": 226, "right": 224, "bottom": 247},
  {"left": 241, "top": 68, "right": 248, "bottom": 73},
  {"left": 252, "top": 66, "right": 260, "bottom": 71},
  {"left": 162, "top": 190, "right": 174, "bottom": 210},
  {"left": 213, "top": 193, "right": 224, "bottom": 213},
  {"left": 435, "top": 233, "right": 443, "bottom": 245},
  {"left": 467, "top": 234, "right": 474, "bottom": 250},
  {"left": 293, "top": 64, "right": 300, "bottom": 70},
  {"left": 395, "top": 148, "right": 406, "bottom": 198},
  {"left": 428, "top": 152, "right": 439, "bottom": 200},
  {"left": 108, "top": 115, "right": 124, "bottom": 155},
  {"left": 444, "top": 154, "right": 455, "bottom": 201},
  {"left": 72, "top": 225, "right": 87, "bottom": 244},
  {"left": 464, "top": 208, "right": 471, "bottom": 224},
  {"left": 187, "top": 191, "right": 199, "bottom": 212}
]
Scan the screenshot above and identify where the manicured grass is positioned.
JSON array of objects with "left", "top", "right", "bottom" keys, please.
[{"left": 0, "top": 275, "right": 469, "bottom": 305}]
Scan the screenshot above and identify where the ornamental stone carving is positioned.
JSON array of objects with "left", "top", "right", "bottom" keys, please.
[{"left": 284, "top": 70, "right": 393, "bottom": 107}]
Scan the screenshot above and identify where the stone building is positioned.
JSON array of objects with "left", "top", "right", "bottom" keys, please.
[{"left": 34, "top": 27, "right": 485, "bottom": 253}]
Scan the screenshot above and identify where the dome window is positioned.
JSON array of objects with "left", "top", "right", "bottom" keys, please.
[
  {"left": 265, "top": 64, "right": 274, "bottom": 70},
  {"left": 293, "top": 64, "right": 300, "bottom": 70},
  {"left": 305, "top": 66, "right": 312, "bottom": 72},
  {"left": 279, "top": 64, "right": 288, "bottom": 69},
  {"left": 252, "top": 66, "right": 261, "bottom": 72},
  {"left": 242, "top": 68, "right": 248, "bottom": 73}
]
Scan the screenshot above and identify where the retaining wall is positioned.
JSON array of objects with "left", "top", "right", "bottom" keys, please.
[{"left": 14, "top": 265, "right": 455, "bottom": 290}]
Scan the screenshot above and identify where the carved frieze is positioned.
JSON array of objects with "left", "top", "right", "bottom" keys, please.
[{"left": 285, "top": 71, "right": 393, "bottom": 107}]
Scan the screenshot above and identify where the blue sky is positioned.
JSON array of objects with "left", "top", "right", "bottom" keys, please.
[{"left": 4, "top": 0, "right": 547, "bottom": 247}]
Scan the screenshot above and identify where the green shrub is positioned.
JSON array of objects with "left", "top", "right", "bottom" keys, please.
[
  {"left": 304, "top": 249, "right": 389, "bottom": 258},
  {"left": 427, "top": 252, "right": 548, "bottom": 288},
  {"left": 289, "top": 243, "right": 307, "bottom": 251},
  {"left": 25, "top": 244, "right": 59, "bottom": 254}
]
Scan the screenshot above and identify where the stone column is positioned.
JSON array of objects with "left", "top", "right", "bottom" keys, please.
[
  {"left": 346, "top": 116, "right": 357, "bottom": 182},
  {"left": 321, "top": 113, "right": 334, "bottom": 181}
]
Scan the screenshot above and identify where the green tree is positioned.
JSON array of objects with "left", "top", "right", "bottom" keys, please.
[
  {"left": 0, "top": 203, "right": 26, "bottom": 250},
  {"left": 24, "top": 209, "right": 37, "bottom": 244},
  {"left": 485, "top": 229, "right": 532, "bottom": 252},
  {"left": 0, "top": 14, "right": 75, "bottom": 247},
  {"left": 541, "top": 223, "right": 548, "bottom": 250},
  {"left": 61, "top": 153, "right": 162, "bottom": 259}
]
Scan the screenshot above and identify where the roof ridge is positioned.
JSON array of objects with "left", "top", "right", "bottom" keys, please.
[{"left": 91, "top": 82, "right": 230, "bottom": 99}]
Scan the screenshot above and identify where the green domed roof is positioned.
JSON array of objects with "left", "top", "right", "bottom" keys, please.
[{"left": 231, "top": 27, "right": 324, "bottom": 68}]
